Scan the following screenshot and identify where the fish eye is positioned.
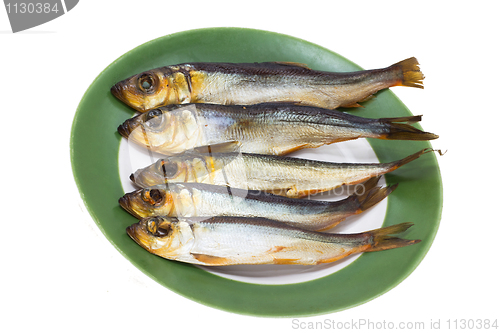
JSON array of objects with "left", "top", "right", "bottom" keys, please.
[
  {"left": 149, "top": 189, "right": 163, "bottom": 202},
  {"left": 141, "top": 189, "right": 164, "bottom": 206},
  {"left": 143, "top": 109, "right": 165, "bottom": 131},
  {"left": 161, "top": 162, "right": 178, "bottom": 178},
  {"left": 138, "top": 73, "right": 156, "bottom": 93},
  {"left": 146, "top": 218, "right": 158, "bottom": 234},
  {"left": 156, "top": 160, "right": 178, "bottom": 178},
  {"left": 146, "top": 218, "right": 171, "bottom": 237},
  {"left": 146, "top": 109, "right": 163, "bottom": 121}
]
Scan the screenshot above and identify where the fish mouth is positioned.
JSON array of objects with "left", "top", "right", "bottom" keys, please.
[
  {"left": 126, "top": 224, "right": 152, "bottom": 251},
  {"left": 126, "top": 225, "right": 141, "bottom": 244},
  {"left": 129, "top": 171, "right": 151, "bottom": 188},
  {"left": 117, "top": 115, "right": 143, "bottom": 139},
  {"left": 129, "top": 172, "right": 144, "bottom": 187},
  {"left": 111, "top": 82, "right": 129, "bottom": 105},
  {"left": 117, "top": 122, "right": 131, "bottom": 138},
  {"left": 111, "top": 81, "right": 147, "bottom": 112},
  {"left": 118, "top": 195, "right": 142, "bottom": 219}
]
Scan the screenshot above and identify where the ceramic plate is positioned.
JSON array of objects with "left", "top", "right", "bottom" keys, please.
[{"left": 70, "top": 27, "right": 442, "bottom": 317}]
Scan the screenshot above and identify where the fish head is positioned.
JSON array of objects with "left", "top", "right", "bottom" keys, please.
[
  {"left": 117, "top": 105, "right": 202, "bottom": 155},
  {"left": 126, "top": 217, "right": 193, "bottom": 258},
  {"left": 131, "top": 153, "right": 215, "bottom": 187},
  {"left": 119, "top": 185, "right": 174, "bottom": 218},
  {"left": 131, "top": 157, "right": 188, "bottom": 187},
  {"left": 117, "top": 108, "right": 172, "bottom": 147},
  {"left": 111, "top": 69, "right": 172, "bottom": 112}
]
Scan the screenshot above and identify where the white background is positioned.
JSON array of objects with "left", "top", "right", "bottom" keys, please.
[{"left": 1, "top": 1, "right": 499, "bottom": 332}]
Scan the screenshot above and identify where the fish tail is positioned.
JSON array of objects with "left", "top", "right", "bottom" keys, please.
[
  {"left": 391, "top": 57, "right": 424, "bottom": 89},
  {"left": 356, "top": 175, "right": 381, "bottom": 193},
  {"left": 364, "top": 222, "right": 420, "bottom": 252},
  {"left": 385, "top": 148, "right": 438, "bottom": 172},
  {"left": 315, "top": 177, "right": 388, "bottom": 232},
  {"left": 377, "top": 116, "right": 439, "bottom": 141},
  {"left": 355, "top": 183, "right": 398, "bottom": 214}
]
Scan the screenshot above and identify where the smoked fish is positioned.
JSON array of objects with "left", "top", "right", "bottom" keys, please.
[
  {"left": 119, "top": 177, "right": 395, "bottom": 231},
  {"left": 130, "top": 148, "right": 436, "bottom": 198},
  {"left": 117, "top": 103, "right": 437, "bottom": 156},
  {"left": 126, "top": 216, "right": 420, "bottom": 266},
  {"left": 111, "top": 58, "right": 424, "bottom": 112}
]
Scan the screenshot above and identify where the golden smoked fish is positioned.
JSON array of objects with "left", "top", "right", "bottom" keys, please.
[
  {"left": 126, "top": 216, "right": 420, "bottom": 266},
  {"left": 111, "top": 58, "right": 424, "bottom": 112},
  {"left": 117, "top": 103, "right": 437, "bottom": 156},
  {"left": 131, "top": 148, "right": 437, "bottom": 198},
  {"left": 119, "top": 177, "right": 395, "bottom": 232}
]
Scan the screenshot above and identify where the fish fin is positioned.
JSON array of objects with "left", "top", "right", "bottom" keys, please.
[
  {"left": 268, "top": 246, "right": 286, "bottom": 253},
  {"left": 340, "top": 91, "right": 379, "bottom": 107},
  {"left": 272, "top": 258, "right": 302, "bottom": 265},
  {"left": 270, "top": 61, "right": 312, "bottom": 70},
  {"left": 190, "top": 141, "right": 241, "bottom": 154},
  {"left": 315, "top": 222, "right": 343, "bottom": 232},
  {"left": 340, "top": 102, "right": 365, "bottom": 108},
  {"left": 277, "top": 143, "right": 311, "bottom": 155},
  {"left": 391, "top": 57, "right": 424, "bottom": 89},
  {"left": 355, "top": 183, "right": 398, "bottom": 214},
  {"left": 191, "top": 253, "right": 232, "bottom": 265},
  {"left": 386, "top": 148, "right": 443, "bottom": 172},
  {"left": 364, "top": 222, "right": 421, "bottom": 252},
  {"left": 359, "top": 175, "right": 382, "bottom": 191},
  {"left": 378, "top": 116, "right": 438, "bottom": 141},
  {"left": 317, "top": 248, "right": 360, "bottom": 264},
  {"left": 358, "top": 94, "right": 376, "bottom": 103}
]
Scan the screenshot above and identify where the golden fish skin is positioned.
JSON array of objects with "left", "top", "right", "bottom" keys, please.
[
  {"left": 111, "top": 58, "right": 424, "bottom": 112},
  {"left": 118, "top": 177, "right": 396, "bottom": 232},
  {"left": 126, "top": 216, "right": 420, "bottom": 266},
  {"left": 131, "top": 148, "right": 436, "bottom": 198},
  {"left": 117, "top": 103, "right": 437, "bottom": 156}
]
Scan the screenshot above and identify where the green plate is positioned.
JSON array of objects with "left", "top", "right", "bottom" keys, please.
[{"left": 70, "top": 27, "right": 442, "bottom": 317}]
